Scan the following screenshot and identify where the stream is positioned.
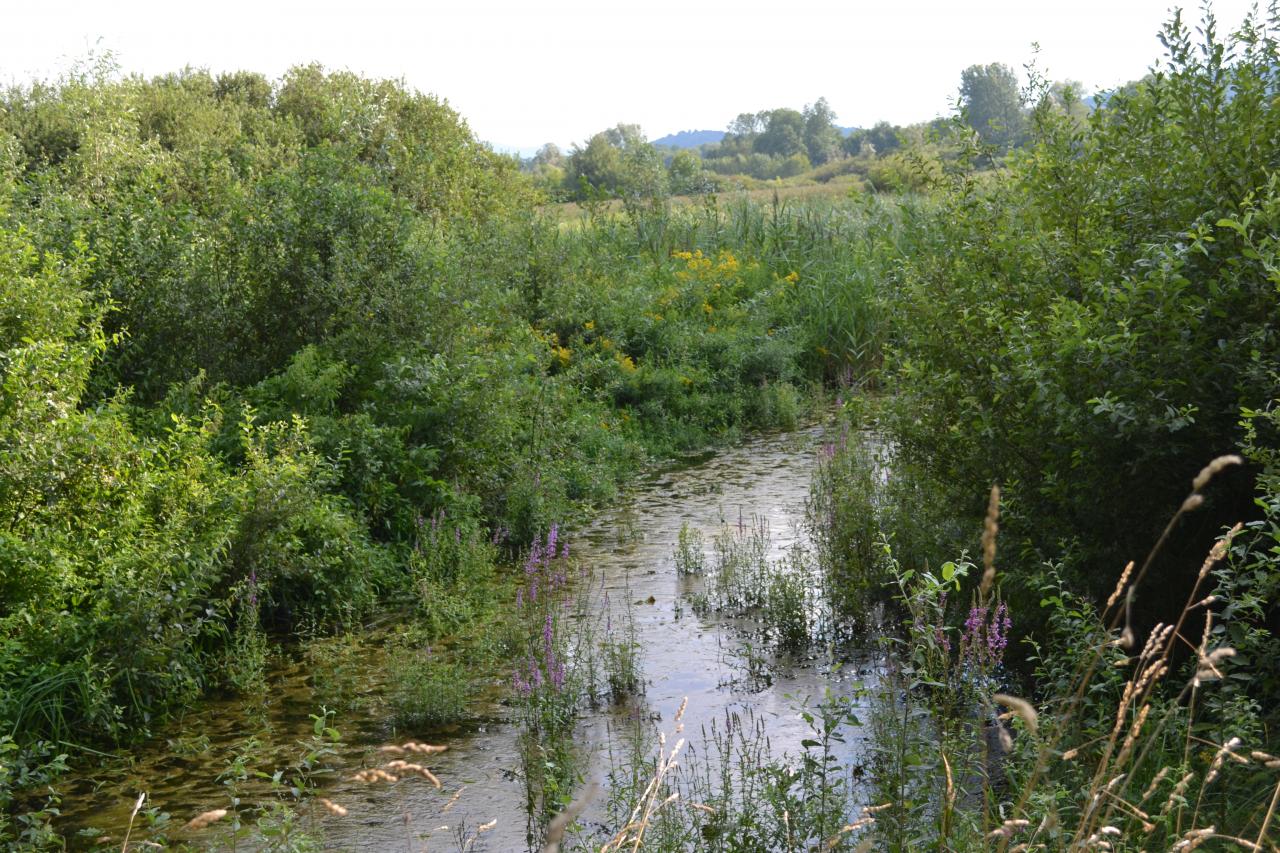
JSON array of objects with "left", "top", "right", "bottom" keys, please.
[{"left": 59, "top": 423, "right": 876, "bottom": 850}]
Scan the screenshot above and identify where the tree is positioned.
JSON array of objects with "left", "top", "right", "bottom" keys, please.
[
  {"left": 802, "top": 97, "right": 842, "bottom": 165},
  {"left": 844, "top": 121, "right": 904, "bottom": 157},
  {"left": 727, "top": 112, "right": 763, "bottom": 137},
  {"left": 754, "top": 108, "right": 806, "bottom": 158},
  {"left": 958, "top": 63, "right": 1027, "bottom": 151},
  {"left": 531, "top": 142, "right": 564, "bottom": 170},
  {"left": 667, "top": 149, "right": 712, "bottom": 195},
  {"left": 566, "top": 124, "right": 666, "bottom": 199},
  {"left": 1041, "top": 80, "right": 1091, "bottom": 123}
]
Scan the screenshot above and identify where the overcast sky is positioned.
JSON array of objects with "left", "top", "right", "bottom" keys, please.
[{"left": 0, "top": 1, "right": 1261, "bottom": 154}]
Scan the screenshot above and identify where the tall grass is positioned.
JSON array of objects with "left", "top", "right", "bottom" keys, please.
[{"left": 816, "top": 426, "right": 1280, "bottom": 849}]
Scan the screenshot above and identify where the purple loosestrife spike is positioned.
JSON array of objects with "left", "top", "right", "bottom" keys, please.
[
  {"left": 547, "top": 524, "right": 559, "bottom": 559},
  {"left": 525, "top": 542, "right": 542, "bottom": 575},
  {"left": 551, "top": 659, "right": 566, "bottom": 692}
]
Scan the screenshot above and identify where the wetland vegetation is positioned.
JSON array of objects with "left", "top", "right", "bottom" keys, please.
[{"left": 1, "top": 3, "right": 1279, "bottom": 850}]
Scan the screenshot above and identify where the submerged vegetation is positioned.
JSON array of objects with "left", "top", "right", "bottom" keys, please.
[{"left": 0, "top": 2, "right": 1278, "bottom": 850}]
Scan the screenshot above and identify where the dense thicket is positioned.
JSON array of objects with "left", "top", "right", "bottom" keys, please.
[
  {"left": 877, "top": 10, "right": 1279, "bottom": 618},
  {"left": 0, "top": 64, "right": 852, "bottom": 764}
]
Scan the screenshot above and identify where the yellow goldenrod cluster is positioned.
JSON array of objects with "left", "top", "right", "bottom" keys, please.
[{"left": 672, "top": 249, "right": 741, "bottom": 284}]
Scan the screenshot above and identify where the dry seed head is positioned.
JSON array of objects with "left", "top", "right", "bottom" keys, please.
[
  {"left": 1164, "top": 771, "right": 1196, "bottom": 812},
  {"left": 825, "top": 818, "right": 875, "bottom": 849},
  {"left": 442, "top": 786, "right": 464, "bottom": 813},
  {"left": 1116, "top": 704, "right": 1151, "bottom": 768},
  {"left": 1195, "top": 647, "right": 1237, "bottom": 686},
  {"left": 1062, "top": 748, "right": 1079, "bottom": 761},
  {"left": 1198, "top": 524, "right": 1242, "bottom": 579},
  {"left": 1181, "top": 494, "right": 1205, "bottom": 512},
  {"left": 402, "top": 741, "right": 447, "bottom": 755},
  {"left": 994, "top": 694, "right": 1039, "bottom": 735},
  {"left": 863, "top": 803, "right": 893, "bottom": 814},
  {"left": 318, "top": 798, "right": 348, "bottom": 817},
  {"left": 1141, "top": 758, "right": 1172, "bottom": 799},
  {"left": 1206, "top": 738, "right": 1244, "bottom": 785},
  {"left": 1139, "top": 623, "right": 1170, "bottom": 662},
  {"left": 987, "top": 819, "right": 1030, "bottom": 839},
  {"left": 1107, "top": 561, "right": 1135, "bottom": 609},
  {"left": 1192, "top": 455, "right": 1243, "bottom": 492},
  {"left": 1173, "top": 826, "right": 1217, "bottom": 851},
  {"left": 182, "top": 809, "right": 228, "bottom": 832},
  {"left": 998, "top": 725, "right": 1014, "bottom": 753}
]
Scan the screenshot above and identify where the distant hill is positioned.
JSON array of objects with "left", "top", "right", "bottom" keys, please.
[{"left": 652, "top": 129, "right": 725, "bottom": 149}]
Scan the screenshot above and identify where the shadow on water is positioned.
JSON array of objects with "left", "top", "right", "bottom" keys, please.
[{"left": 57, "top": 423, "right": 878, "bottom": 851}]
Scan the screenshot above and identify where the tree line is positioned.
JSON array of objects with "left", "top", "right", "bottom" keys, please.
[{"left": 525, "top": 62, "right": 1089, "bottom": 200}]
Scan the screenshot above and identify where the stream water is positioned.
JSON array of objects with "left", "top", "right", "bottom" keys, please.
[{"left": 59, "top": 423, "right": 876, "bottom": 851}]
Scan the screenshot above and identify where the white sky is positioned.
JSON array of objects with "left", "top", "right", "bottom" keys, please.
[{"left": 0, "top": 1, "right": 1262, "bottom": 155}]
